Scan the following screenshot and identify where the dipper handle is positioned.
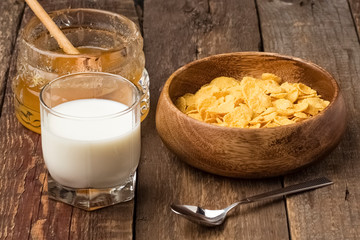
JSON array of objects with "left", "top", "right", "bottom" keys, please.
[{"left": 25, "top": 0, "right": 80, "bottom": 54}]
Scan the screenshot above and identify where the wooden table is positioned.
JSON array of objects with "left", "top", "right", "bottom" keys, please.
[{"left": 1, "top": 0, "right": 359, "bottom": 239}]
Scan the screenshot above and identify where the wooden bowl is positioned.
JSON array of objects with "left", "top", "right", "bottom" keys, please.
[{"left": 155, "top": 52, "right": 346, "bottom": 178}]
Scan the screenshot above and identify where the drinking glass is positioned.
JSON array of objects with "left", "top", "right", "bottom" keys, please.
[
  {"left": 40, "top": 72, "right": 141, "bottom": 210},
  {"left": 13, "top": 8, "right": 149, "bottom": 133}
]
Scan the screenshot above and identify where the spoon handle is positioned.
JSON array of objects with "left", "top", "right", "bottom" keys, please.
[
  {"left": 241, "top": 177, "right": 333, "bottom": 204},
  {"left": 25, "top": 0, "right": 80, "bottom": 54}
]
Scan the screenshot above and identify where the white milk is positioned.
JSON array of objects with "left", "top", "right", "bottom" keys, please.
[{"left": 41, "top": 99, "right": 140, "bottom": 189}]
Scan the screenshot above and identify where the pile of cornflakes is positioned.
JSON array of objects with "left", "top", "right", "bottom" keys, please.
[{"left": 175, "top": 73, "right": 330, "bottom": 128}]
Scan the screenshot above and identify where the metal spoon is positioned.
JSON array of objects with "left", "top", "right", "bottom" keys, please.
[{"left": 171, "top": 177, "right": 333, "bottom": 227}]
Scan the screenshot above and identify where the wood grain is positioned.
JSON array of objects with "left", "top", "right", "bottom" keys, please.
[
  {"left": 348, "top": 0, "right": 360, "bottom": 36},
  {"left": 0, "top": 0, "right": 139, "bottom": 239},
  {"left": 0, "top": 0, "right": 24, "bottom": 114},
  {"left": 137, "top": 0, "right": 289, "bottom": 239},
  {"left": 258, "top": 0, "right": 360, "bottom": 239}
]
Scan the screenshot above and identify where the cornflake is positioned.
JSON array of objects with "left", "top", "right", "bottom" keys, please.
[{"left": 175, "top": 74, "right": 330, "bottom": 128}]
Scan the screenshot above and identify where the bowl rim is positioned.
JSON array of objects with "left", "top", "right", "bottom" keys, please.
[{"left": 161, "top": 51, "right": 342, "bottom": 132}]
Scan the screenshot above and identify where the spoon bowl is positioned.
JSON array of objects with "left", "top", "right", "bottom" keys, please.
[
  {"left": 171, "top": 203, "right": 238, "bottom": 226},
  {"left": 171, "top": 177, "right": 333, "bottom": 227}
]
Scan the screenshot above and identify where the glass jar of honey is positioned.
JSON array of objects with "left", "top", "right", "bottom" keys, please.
[{"left": 13, "top": 8, "right": 149, "bottom": 133}]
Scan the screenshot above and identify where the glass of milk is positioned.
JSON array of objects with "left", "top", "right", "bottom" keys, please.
[{"left": 40, "top": 72, "right": 141, "bottom": 211}]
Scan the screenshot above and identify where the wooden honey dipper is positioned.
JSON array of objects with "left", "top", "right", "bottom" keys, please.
[{"left": 25, "top": 0, "right": 80, "bottom": 55}]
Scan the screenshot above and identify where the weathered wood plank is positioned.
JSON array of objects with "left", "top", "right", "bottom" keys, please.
[
  {"left": 0, "top": 1, "right": 32, "bottom": 239},
  {"left": 0, "top": 69, "right": 44, "bottom": 240},
  {"left": 0, "top": 0, "right": 24, "bottom": 114},
  {"left": 0, "top": 1, "right": 139, "bottom": 239},
  {"left": 258, "top": 0, "right": 360, "bottom": 239},
  {"left": 31, "top": 0, "right": 139, "bottom": 25},
  {"left": 348, "top": 0, "right": 360, "bottom": 38},
  {"left": 137, "top": 0, "right": 290, "bottom": 239}
]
